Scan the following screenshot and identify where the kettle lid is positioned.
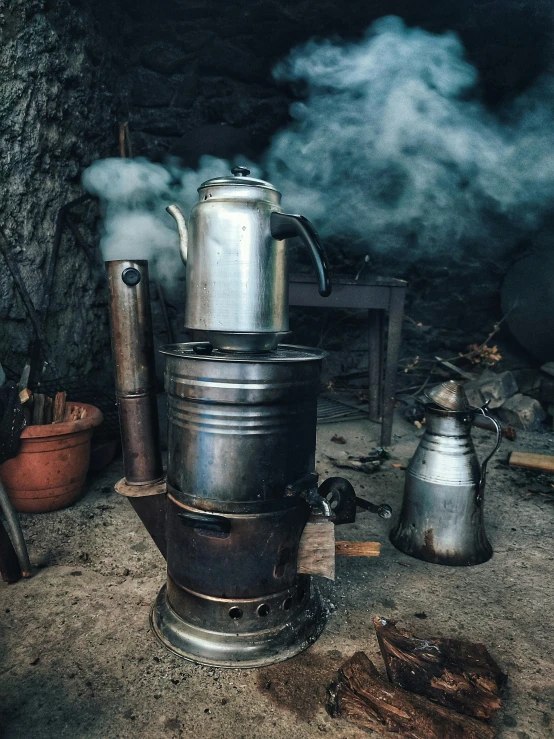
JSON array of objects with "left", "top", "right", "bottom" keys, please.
[
  {"left": 198, "top": 166, "right": 279, "bottom": 193},
  {"left": 425, "top": 380, "right": 471, "bottom": 411}
]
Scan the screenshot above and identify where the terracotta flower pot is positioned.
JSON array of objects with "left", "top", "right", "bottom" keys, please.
[{"left": 0, "top": 403, "right": 104, "bottom": 513}]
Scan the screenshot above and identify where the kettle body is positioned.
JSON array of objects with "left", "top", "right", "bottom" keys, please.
[
  {"left": 167, "top": 167, "right": 331, "bottom": 352},
  {"left": 390, "top": 404, "right": 501, "bottom": 566}
]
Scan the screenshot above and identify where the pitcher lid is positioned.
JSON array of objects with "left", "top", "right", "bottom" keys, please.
[
  {"left": 198, "top": 166, "right": 279, "bottom": 193},
  {"left": 425, "top": 380, "right": 471, "bottom": 412}
]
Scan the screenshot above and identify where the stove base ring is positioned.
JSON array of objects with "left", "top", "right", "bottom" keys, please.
[{"left": 149, "top": 582, "right": 326, "bottom": 668}]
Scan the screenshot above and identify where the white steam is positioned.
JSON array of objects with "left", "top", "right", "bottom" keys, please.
[
  {"left": 82, "top": 155, "right": 261, "bottom": 294},
  {"left": 84, "top": 16, "right": 554, "bottom": 281},
  {"left": 266, "top": 16, "right": 554, "bottom": 258}
]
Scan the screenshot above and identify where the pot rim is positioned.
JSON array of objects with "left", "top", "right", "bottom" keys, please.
[{"left": 20, "top": 402, "right": 104, "bottom": 439}]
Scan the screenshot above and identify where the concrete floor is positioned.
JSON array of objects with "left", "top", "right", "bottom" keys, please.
[{"left": 1, "top": 408, "right": 553, "bottom": 738}]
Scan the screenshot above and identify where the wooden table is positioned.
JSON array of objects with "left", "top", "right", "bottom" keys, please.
[{"left": 290, "top": 275, "right": 407, "bottom": 446}]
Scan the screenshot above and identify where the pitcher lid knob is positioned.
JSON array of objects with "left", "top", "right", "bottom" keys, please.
[{"left": 231, "top": 166, "right": 250, "bottom": 177}]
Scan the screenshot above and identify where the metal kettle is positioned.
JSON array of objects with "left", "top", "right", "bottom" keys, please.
[
  {"left": 390, "top": 382, "right": 502, "bottom": 566},
  {"left": 167, "top": 166, "right": 331, "bottom": 353}
]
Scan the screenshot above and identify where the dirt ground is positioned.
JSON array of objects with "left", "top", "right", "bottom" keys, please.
[{"left": 1, "top": 405, "right": 553, "bottom": 739}]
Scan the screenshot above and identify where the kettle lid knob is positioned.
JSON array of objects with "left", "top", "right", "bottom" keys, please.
[{"left": 231, "top": 166, "right": 251, "bottom": 177}]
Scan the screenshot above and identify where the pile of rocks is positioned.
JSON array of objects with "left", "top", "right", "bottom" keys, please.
[{"left": 463, "top": 367, "right": 554, "bottom": 431}]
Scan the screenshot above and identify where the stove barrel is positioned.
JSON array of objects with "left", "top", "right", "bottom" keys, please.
[
  {"left": 150, "top": 342, "right": 328, "bottom": 668},
  {"left": 106, "top": 260, "right": 163, "bottom": 485}
]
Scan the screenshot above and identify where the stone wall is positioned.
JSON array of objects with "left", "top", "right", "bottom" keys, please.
[{"left": 0, "top": 0, "right": 123, "bottom": 382}]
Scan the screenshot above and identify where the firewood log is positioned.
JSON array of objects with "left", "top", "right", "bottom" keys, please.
[
  {"left": 43, "top": 396, "right": 53, "bottom": 425},
  {"left": 52, "top": 391, "right": 66, "bottom": 423},
  {"left": 373, "top": 617, "right": 506, "bottom": 720},
  {"left": 31, "top": 394, "right": 45, "bottom": 425},
  {"left": 327, "top": 651, "right": 496, "bottom": 739}
]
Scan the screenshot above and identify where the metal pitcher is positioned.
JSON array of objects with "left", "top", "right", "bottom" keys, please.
[
  {"left": 166, "top": 166, "right": 331, "bottom": 352},
  {"left": 390, "top": 382, "right": 502, "bottom": 566}
]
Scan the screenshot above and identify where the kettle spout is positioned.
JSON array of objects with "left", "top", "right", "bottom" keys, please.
[{"left": 166, "top": 204, "right": 188, "bottom": 264}]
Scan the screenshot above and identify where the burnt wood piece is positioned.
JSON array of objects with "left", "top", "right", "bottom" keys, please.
[
  {"left": 374, "top": 617, "right": 507, "bottom": 720},
  {"left": 0, "top": 518, "right": 22, "bottom": 583},
  {"left": 327, "top": 651, "right": 496, "bottom": 739}
]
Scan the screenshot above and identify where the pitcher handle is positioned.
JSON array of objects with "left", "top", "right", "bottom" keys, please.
[
  {"left": 476, "top": 404, "right": 502, "bottom": 496},
  {"left": 270, "top": 212, "right": 332, "bottom": 297}
]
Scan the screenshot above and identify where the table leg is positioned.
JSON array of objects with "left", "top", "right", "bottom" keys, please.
[
  {"left": 380, "top": 289, "right": 405, "bottom": 447},
  {"left": 368, "top": 310, "right": 383, "bottom": 423}
]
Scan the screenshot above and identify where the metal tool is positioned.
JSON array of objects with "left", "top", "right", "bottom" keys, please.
[
  {"left": 356, "top": 497, "right": 393, "bottom": 519},
  {"left": 0, "top": 479, "right": 31, "bottom": 577},
  {"left": 166, "top": 167, "right": 331, "bottom": 352},
  {"left": 390, "top": 381, "right": 502, "bottom": 566},
  {"left": 320, "top": 477, "right": 392, "bottom": 524}
]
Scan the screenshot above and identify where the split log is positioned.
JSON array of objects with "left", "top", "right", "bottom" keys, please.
[
  {"left": 373, "top": 617, "right": 506, "bottom": 720},
  {"left": 509, "top": 451, "right": 554, "bottom": 473},
  {"left": 327, "top": 651, "right": 496, "bottom": 739},
  {"left": 297, "top": 519, "right": 335, "bottom": 580},
  {"left": 31, "top": 394, "right": 46, "bottom": 425},
  {"left": 52, "top": 391, "right": 66, "bottom": 423}
]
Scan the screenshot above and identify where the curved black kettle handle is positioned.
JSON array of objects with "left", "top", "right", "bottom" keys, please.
[{"left": 270, "top": 212, "right": 332, "bottom": 297}]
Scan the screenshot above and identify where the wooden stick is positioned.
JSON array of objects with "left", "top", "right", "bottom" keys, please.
[
  {"left": 335, "top": 541, "right": 380, "bottom": 556},
  {"left": 328, "top": 652, "right": 496, "bottom": 739},
  {"left": 509, "top": 451, "right": 554, "bottom": 473},
  {"left": 119, "top": 121, "right": 128, "bottom": 158},
  {"left": 53, "top": 391, "right": 66, "bottom": 423}
]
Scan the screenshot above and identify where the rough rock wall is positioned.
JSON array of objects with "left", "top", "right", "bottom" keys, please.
[{"left": 0, "top": 0, "right": 123, "bottom": 382}]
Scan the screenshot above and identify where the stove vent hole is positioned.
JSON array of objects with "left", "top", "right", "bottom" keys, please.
[
  {"left": 282, "top": 597, "right": 293, "bottom": 611},
  {"left": 257, "top": 604, "right": 270, "bottom": 618},
  {"left": 229, "top": 607, "right": 243, "bottom": 620}
]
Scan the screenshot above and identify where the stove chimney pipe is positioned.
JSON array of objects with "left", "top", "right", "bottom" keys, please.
[{"left": 106, "top": 260, "right": 163, "bottom": 486}]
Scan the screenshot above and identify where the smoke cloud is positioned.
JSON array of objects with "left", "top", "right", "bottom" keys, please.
[
  {"left": 266, "top": 16, "right": 554, "bottom": 260},
  {"left": 84, "top": 16, "right": 554, "bottom": 280}
]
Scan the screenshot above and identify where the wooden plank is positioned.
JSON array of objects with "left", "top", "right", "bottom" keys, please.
[
  {"left": 509, "top": 451, "right": 554, "bottom": 473},
  {"left": 327, "top": 651, "right": 496, "bottom": 739},
  {"left": 374, "top": 617, "right": 506, "bottom": 720},
  {"left": 335, "top": 541, "right": 380, "bottom": 557}
]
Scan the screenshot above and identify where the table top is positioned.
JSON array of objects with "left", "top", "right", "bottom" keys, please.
[{"left": 290, "top": 273, "right": 407, "bottom": 288}]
